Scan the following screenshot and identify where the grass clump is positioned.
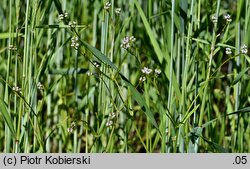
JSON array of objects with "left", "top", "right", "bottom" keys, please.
[{"left": 0, "top": 0, "right": 250, "bottom": 153}]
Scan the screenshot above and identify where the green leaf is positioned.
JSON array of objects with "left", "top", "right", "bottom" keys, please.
[
  {"left": 231, "top": 67, "right": 250, "bottom": 86},
  {"left": 0, "top": 99, "right": 16, "bottom": 138},
  {"left": 201, "top": 136, "right": 228, "bottom": 153},
  {"left": 53, "top": 0, "right": 63, "bottom": 14},
  {"left": 226, "top": 106, "right": 250, "bottom": 116},
  {"left": 120, "top": 74, "right": 159, "bottom": 130},
  {"left": 181, "top": 104, "right": 200, "bottom": 124},
  {"left": 48, "top": 68, "right": 88, "bottom": 75},
  {"left": 80, "top": 40, "right": 118, "bottom": 71},
  {"left": 134, "top": 0, "right": 164, "bottom": 63},
  {"left": 210, "top": 142, "right": 228, "bottom": 153},
  {"left": 0, "top": 33, "right": 23, "bottom": 39}
]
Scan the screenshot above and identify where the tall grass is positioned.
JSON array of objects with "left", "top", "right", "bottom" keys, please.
[{"left": 0, "top": 0, "right": 250, "bottom": 153}]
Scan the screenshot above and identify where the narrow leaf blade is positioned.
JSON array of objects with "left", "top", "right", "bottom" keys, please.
[{"left": 0, "top": 99, "right": 16, "bottom": 138}]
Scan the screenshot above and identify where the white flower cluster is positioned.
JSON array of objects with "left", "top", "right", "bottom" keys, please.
[
  {"left": 141, "top": 67, "right": 161, "bottom": 75},
  {"left": 139, "top": 76, "right": 146, "bottom": 82},
  {"left": 120, "top": 36, "right": 136, "bottom": 49},
  {"left": 141, "top": 67, "right": 153, "bottom": 75},
  {"left": 87, "top": 71, "right": 92, "bottom": 76},
  {"left": 37, "top": 82, "right": 44, "bottom": 90},
  {"left": 224, "top": 14, "right": 232, "bottom": 22},
  {"left": 139, "top": 67, "right": 161, "bottom": 82},
  {"left": 69, "top": 21, "right": 77, "bottom": 28},
  {"left": 154, "top": 69, "right": 161, "bottom": 75},
  {"left": 115, "top": 8, "right": 121, "bottom": 15},
  {"left": 9, "top": 45, "right": 17, "bottom": 51},
  {"left": 225, "top": 48, "right": 232, "bottom": 55},
  {"left": 106, "top": 112, "right": 116, "bottom": 127},
  {"left": 211, "top": 14, "right": 232, "bottom": 24},
  {"left": 241, "top": 44, "right": 248, "bottom": 54},
  {"left": 71, "top": 36, "right": 79, "bottom": 49},
  {"left": 12, "top": 86, "right": 22, "bottom": 93},
  {"left": 67, "top": 122, "right": 76, "bottom": 133},
  {"left": 93, "top": 61, "right": 100, "bottom": 68},
  {"left": 59, "top": 12, "right": 68, "bottom": 20},
  {"left": 104, "top": 2, "right": 111, "bottom": 10}
]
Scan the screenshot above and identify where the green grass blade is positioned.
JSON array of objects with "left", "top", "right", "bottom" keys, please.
[
  {"left": 80, "top": 39, "right": 118, "bottom": 71},
  {"left": 231, "top": 67, "right": 250, "bottom": 85},
  {"left": 0, "top": 98, "right": 16, "bottom": 138},
  {"left": 134, "top": 0, "right": 164, "bottom": 63},
  {"left": 0, "top": 33, "right": 22, "bottom": 39},
  {"left": 120, "top": 74, "right": 159, "bottom": 130}
]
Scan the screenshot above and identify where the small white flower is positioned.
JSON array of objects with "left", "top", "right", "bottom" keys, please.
[
  {"left": 59, "top": 14, "right": 64, "bottom": 20},
  {"left": 70, "top": 122, "right": 76, "bottom": 128},
  {"left": 225, "top": 48, "right": 232, "bottom": 55},
  {"left": 93, "top": 61, "right": 100, "bottom": 68},
  {"left": 71, "top": 42, "right": 79, "bottom": 49},
  {"left": 67, "top": 127, "right": 73, "bottom": 133},
  {"left": 224, "top": 14, "right": 232, "bottom": 22},
  {"left": 241, "top": 44, "right": 248, "bottom": 54},
  {"left": 109, "top": 112, "right": 116, "bottom": 119},
  {"left": 69, "top": 21, "right": 77, "bottom": 28},
  {"left": 87, "top": 71, "right": 92, "bottom": 76},
  {"left": 120, "top": 36, "right": 136, "bottom": 49},
  {"left": 129, "top": 36, "right": 136, "bottom": 42},
  {"left": 139, "top": 76, "right": 146, "bottom": 82},
  {"left": 71, "top": 36, "right": 78, "bottom": 42},
  {"left": 71, "top": 36, "right": 79, "bottom": 49},
  {"left": 104, "top": 2, "right": 111, "bottom": 10},
  {"left": 115, "top": 8, "right": 121, "bottom": 15},
  {"left": 9, "top": 45, "right": 17, "bottom": 51},
  {"left": 59, "top": 12, "right": 69, "bottom": 20},
  {"left": 154, "top": 69, "right": 161, "bottom": 75},
  {"left": 141, "top": 67, "right": 153, "bottom": 75},
  {"left": 211, "top": 15, "right": 217, "bottom": 23},
  {"left": 64, "top": 12, "right": 68, "bottom": 18},
  {"left": 106, "top": 120, "right": 113, "bottom": 127},
  {"left": 12, "top": 86, "right": 22, "bottom": 92},
  {"left": 122, "top": 36, "right": 129, "bottom": 44},
  {"left": 37, "top": 82, "right": 44, "bottom": 90}
]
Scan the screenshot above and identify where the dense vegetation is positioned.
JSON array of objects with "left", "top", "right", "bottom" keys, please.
[{"left": 0, "top": 0, "right": 249, "bottom": 153}]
